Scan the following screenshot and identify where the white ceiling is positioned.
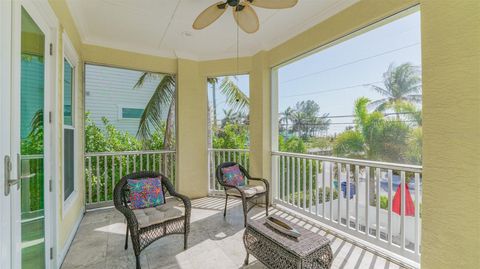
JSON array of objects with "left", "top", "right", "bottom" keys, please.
[{"left": 67, "top": 0, "right": 358, "bottom": 61}]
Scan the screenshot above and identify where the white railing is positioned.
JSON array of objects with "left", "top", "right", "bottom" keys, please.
[
  {"left": 272, "top": 151, "right": 422, "bottom": 266},
  {"left": 208, "top": 148, "right": 250, "bottom": 193},
  {"left": 84, "top": 150, "right": 176, "bottom": 208}
]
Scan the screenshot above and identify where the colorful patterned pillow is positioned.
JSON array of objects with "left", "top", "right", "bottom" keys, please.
[
  {"left": 127, "top": 177, "right": 165, "bottom": 209},
  {"left": 222, "top": 164, "right": 246, "bottom": 186}
]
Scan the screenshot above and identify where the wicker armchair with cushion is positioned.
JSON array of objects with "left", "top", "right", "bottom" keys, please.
[
  {"left": 113, "top": 171, "right": 191, "bottom": 269},
  {"left": 216, "top": 162, "right": 270, "bottom": 227}
]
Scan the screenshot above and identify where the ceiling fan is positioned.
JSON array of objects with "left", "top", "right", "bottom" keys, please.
[{"left": 192, "top": 0, "right": 298, "bottom": 33}]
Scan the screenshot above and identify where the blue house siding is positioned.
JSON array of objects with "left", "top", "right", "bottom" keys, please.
[{"left": 85, "top": 64, "right": 165, "bottom": 136}]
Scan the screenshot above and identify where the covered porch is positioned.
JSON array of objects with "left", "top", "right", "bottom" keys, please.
[
  {"left": 1, "top": 0, "right": 478, "bottom": 269},
  {"left": 62, "top": 197, "right": 409, "bottom": 269}
]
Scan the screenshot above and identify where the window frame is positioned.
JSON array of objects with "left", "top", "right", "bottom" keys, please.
[
  {"left": 118, "top": 105, "right": 145, "bottom": 120},
  {"left": 62, "top": 32, "right": 79, "bottom": 217}
]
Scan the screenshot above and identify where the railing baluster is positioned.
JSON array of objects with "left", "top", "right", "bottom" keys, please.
[
  {"left": 164, "top": 153, "right": 168, "bottom": 178},
  {"left": 153, "top": 154, "right": 156, "bottom": 171},
  {"left": 315, "top": 160, "right": 320, "bottom": 216},
  {"left": 337, "top": 163, "right": 341, "bottom": 225},
  {"left": 292, "top": 157, "right": 295, "bottom": 206},
  {"left": 126, "top": 155, "right": 130, "bottom": 174},
  {"left": 329, "top": 162, "right": 333, "bottom": 222},
  {"left": 147, "top": 154, "right": 150, "bottom": 171},
  {"left": 119, "top": 155, "right": 123, "bottom": 182},
  {"left": 388, "top": 169, "right": 393, "bottom": 245},
  {"left": 309, "top": 159, "right": 313, "bottom": 214},
  {"left": 365, "top": 167, "right": 370, "bottom": 236},
  {"left": 140, "top": 154, "right": 143, "bottom": 171},
  {"left": 96, "top": 156, "right": 100, "bottom": 203},
  {"left": 303, "top": 158, "right": 307, "bottom": 210},
  {"left": 281, "top": 156, "right": 285, "bottom": 201},
  {"left": 171, "top": 153, "right": 174, "bottom": 184},
  {"left": 415, "top": 172, "right": 420, "bottom": 255},
  {"left": 346, "top": 164, "right": 350, "bottom": 228},
  {"left": 158, "top": 153, "right": 162, "bottom": 173},
  {"left": 286, "top": 156, "right": 290, "bottom": 204},
  {"left": 321, "top": 161, "right": 325, "bottom": 218},
  {"left": 355, "top": 165, "right": 359, "bottom": 231},
  {"left": 133, "top": 155, "right": 137, "bottom": 172},
  {"left": 111, "top": 155, "right": 115, "bottom": 197},
  {"left": 401, "top": 171, "right": 406, "bottom": 249},
  {"left": 104, "top": 155, "right": 108, "bottom": 202},
  {"left": 88, "top": 157, "right": 92, "bottom": 204},
  {"left": 297, "top": 157, "right": 301, "bottom": 208},
  {"left": 376, "top": 168, "right": 381, "bottom": 240}
]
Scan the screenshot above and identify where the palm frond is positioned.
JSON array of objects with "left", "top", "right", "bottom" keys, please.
[
  {"left": 370, "top": 85, "right": 391, "bottom": 97},
  {"left": 219, "top": 77, "right": 249, "bottom": 112},
  {"left": 134, "top": 72, "right": 164, "bottom": 89},
  {"left": 136, "top": 75, "right": 175, "bottom": 141}
]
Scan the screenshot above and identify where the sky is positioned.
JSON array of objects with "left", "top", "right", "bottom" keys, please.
[
  {"left": 207, "top": 11, "right": 421, "bottom": 136},
  {"left": 277, "top": 11, "right": 421, "bottom": 135},
  {"left": 208, "top": 74, "right": 250, "bottom": 124}
]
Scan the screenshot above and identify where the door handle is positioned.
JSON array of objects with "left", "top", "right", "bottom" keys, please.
[{"left": 4, "top": 154, "right": 36, "bottom": 196}]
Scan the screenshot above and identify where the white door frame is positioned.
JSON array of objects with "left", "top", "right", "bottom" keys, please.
[
  {"left": 0, "top": 1, "right": 13, "bottom": 268},
  {"left": 9, "top": 0, "right": 58, "bottom": 268}
]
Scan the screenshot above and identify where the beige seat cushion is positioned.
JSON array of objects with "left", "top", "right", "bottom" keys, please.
[
  {"left": 226, "top": 185, "right": 266, "bottom": 198},
  {"left": 132, "top": 198, "right": 184, "bottom": 228}
]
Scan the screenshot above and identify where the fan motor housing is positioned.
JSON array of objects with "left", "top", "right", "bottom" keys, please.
[{"left": 227, "top": 0, "right": 240, "bottom": 7}]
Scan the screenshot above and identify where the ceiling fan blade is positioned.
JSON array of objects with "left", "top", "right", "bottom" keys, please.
[
  {"left": 193, "top": 2, "right": 227, "bottom": 30},
  {"left": 247, "top": 0, "right": 298, "bottom": 9},
  {"left": 233, "top": 4, "right": 259, "bottom": 33}
]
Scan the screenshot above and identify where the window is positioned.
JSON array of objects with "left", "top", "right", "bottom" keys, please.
[
  {"left": 121, "top": 107, "right": 144, "bottom": 119},
  {"left": 64, "top": 58, "right": 73, "bottom": 126},
  {"left": 207, "top": 75, "right": 250, "bottom": 149},
  {"left": 273, "top": 10, "right": 422, "bottom": 165},
  {"left": 62, "top": 33, "right": 79, "bottom": 210},
  {"left": 85, "top": 64, "right": 176, "bottom": 150}
]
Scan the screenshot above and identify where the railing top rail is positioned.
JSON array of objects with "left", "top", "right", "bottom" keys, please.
[
  {"left": 85, "top": 150, "right": 176, "bottom": 157},
  {"left": 21, "top": 154, "right": 43, "bottom": 160},
  {"left": 208, "top": 148, "right": 249, "bottom": 152},
  {"left": 272, "top": 151, "right": 422, "bottom": 173}
]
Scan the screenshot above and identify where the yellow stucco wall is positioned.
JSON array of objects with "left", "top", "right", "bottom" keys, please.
[
  {"left": 420, "top": 0, "right": 480, "bottom": 268},
  {"left": 82, "top": 44, "right": 177, "bottom": 74},
  {"left": 48, "top": 0, "right": 85, "bottom": 262},
  {"left": 176, "top": 59, "right": 209, "bottom": 198}
]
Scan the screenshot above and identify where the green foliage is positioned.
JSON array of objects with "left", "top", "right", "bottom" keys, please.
[
  {"left": 380, "top": 195, "right": 389, "bottom": 210},
  {"left": 333, "top": 130, "right": 364, "bottom": 158},
  {"left": 279, "top": 136, "right": 306, "bottom": 153},
  {"left": 213, "top": 123, "right": 249, "bottom": 149},
  {"left": 405, "top": 127, "right": 422, "bottom": 164},
  {"left": 305, "top": 137, "right": 332, "bottom": 150},
  {"left": 281, "top": 100, "right": 330, "bottom": 138},
  {"left": 85, "top": 112, "right": 166, "bottom": 152},
  {"left": 21, "top": 109, "right": 44, "bottom": 155},
  {"left": 333, "top": 97, "right": 419, "bottom": 164},
  {"left": 288, "top": 187, "right": 339, "bottom": 207}
]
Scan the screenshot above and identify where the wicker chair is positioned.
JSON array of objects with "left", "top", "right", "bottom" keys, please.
[
  {"left": 215, "top": 162, "right": 270, "bottom": 227},
  {"left": 113, "top": 171, "right": 191, "bottom": 269}
]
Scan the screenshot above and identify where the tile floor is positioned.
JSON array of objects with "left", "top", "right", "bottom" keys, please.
[{"left": 61, "top": 196, "right": 408, "bottom": 269}]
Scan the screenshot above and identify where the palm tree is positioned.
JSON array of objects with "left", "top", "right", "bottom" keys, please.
[
  {"left": 369, "top": 63, "right": 422, "bottom": 113},
  {"left": 134, "top": 73, "right": 249, "bottom": 149},
  {"left": 134, "top": 73, "right": 175, "bottom": 149},
  {"left": 280, "top": 107, "right": 294, "bottom": 135}
]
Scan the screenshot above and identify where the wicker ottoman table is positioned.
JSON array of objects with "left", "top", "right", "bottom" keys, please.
[{"left": 243, "top": 218, "right": 333, "bottom": 269}]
